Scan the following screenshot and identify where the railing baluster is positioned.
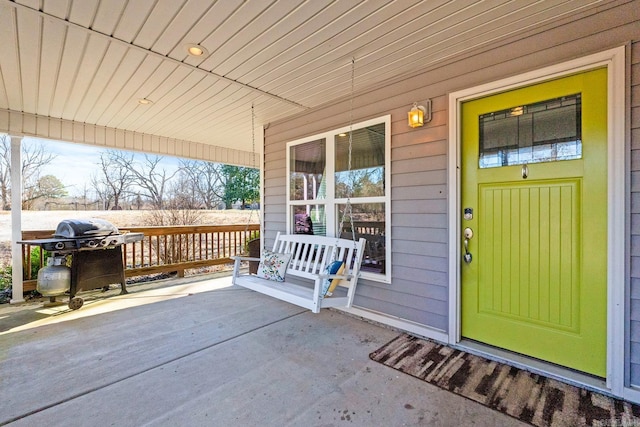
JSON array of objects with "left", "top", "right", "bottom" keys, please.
[
  {"left": 138, "top": 238, "right": 143, "bottom": 268},
  {"left": 25, "top": 244, "right": 32, "bottom": 280},
  {"left": 216, "top": 232, "right": 221, "bottom": 260},
  {"left": 123, "top": 242, "right": 129, "bottom": 268}
]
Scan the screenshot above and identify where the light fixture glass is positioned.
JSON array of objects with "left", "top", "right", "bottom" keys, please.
[
  {"left": 138, "top": 98, "right": 153, "bottom": 105},
  {"left": 407, "top": 100, "right": 432, "bottom": 128},
  {"left": 408, "top": 103, "right": 424, "bottom": 128},
  {"left": 184, "top": 43, "right": 209, "bottom": 58},
  {"left": 510, "top": 106, "right": 524, "bottom": 116}
]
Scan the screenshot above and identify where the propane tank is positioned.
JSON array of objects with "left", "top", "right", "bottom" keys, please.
[{"left": 37, "top": 256, "right": 71, "bottom": 296}]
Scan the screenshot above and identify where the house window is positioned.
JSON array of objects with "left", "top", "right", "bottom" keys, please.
[{"left": 287, "top": 115, "right": 391, "bottom": 282}]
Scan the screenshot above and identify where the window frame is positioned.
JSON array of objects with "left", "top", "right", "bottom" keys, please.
[{"left": 286, "top": 115, "right": 391, "bottom": 283}]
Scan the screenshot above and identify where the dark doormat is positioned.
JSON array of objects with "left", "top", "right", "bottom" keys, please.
[{"left": 369, "top": 333, "right": 640, "bottom": 427}]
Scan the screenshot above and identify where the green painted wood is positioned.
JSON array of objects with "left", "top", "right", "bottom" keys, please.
[
  {"left": 478, "top": 180, "right": 579, "bottom": 327},
  {"left": 461, "top": 68, "right": 608, "bottom": 377}
]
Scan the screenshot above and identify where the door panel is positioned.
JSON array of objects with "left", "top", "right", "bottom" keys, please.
[
  {"left": 461, "top": 68, "right": 607, "bottom": 377},
  {"left": 478, "top": 180, "right": 579, "bottom": 330}
]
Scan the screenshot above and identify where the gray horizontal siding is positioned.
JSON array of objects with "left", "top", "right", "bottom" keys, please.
[
  {"left": 391, "top": 143, "right": 448, "bottom": 163},
  {"left": 393, "top": 213, "right": 447, "bottom": 229},
  {"left": 264, "top": 2, "right": 640, "bottom": 333},
  {"left": 353, "top": 294, "right": 447, "bottom": 331},
  {"left": 393, "top": 156, "right": 447, "bottom": 175},
  {"left": 392, "top": 170, "right": 447, "bottom": 188},
  {"left": 392, "top": 184, "right": 447, "bottom": 201},
  {"left": 392, "top": 253, "right": 448, "bottom": 274},
  {"left": 391, "top": 227, "right": 447, "bottom": 244}
]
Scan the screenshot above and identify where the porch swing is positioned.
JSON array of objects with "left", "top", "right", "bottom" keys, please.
[{"left": 231, "top": 59, "right": 366, "bottom": 313}]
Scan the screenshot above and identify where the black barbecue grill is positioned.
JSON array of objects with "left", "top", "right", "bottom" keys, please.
[{"left": 20, "top": 219, "right": 144, "bottom": 310}]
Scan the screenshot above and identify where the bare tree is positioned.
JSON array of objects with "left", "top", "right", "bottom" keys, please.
[
  {"left": 74, "top": 182, "right": 97, "bottom": 210},
  {"left": 91, "top": 150, "right": 133, "bottom": 210},
  {"left": 178, "top": 160, "right": 224, "bottom": 209},
  {"left": 90, "top": 173, "right": 113, "bottom": 210},
  {"left": 134, "top": 193, "right": 143, "bottom": 210},
  {"left": 112, "top": 152, "right": 178, "bottom": 209},
  {"left": 0, "top": 135, "right": 56, "bottom": 210},
  {"left": 169, "top": 173, "right": 200, "bottom": 209}
]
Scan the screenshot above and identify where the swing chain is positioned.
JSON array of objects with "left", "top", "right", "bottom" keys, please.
[
  {"left": 337, "top": 58, "right": 358, "bottom": 255},
  {"left": 244, "top": 103, "right": 256, "bottom": 245},
  {"left": 251, "top": 103, "right": 256, "bottom": 169}
]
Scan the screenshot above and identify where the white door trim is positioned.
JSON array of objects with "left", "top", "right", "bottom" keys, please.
[{"left": 447, "top": 46, "right": 626, "bottom": 396}]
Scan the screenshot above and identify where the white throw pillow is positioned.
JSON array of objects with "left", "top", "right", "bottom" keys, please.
[{"left": 256, "top": 250, "right": 291, "bottom": 282}]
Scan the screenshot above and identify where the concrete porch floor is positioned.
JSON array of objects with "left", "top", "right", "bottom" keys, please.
[{"left": 0, "top": 275, "right": 525, "bottom": 426}]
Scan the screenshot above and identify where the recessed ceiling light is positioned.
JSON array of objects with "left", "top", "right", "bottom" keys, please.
[
  {"left": 138, "top": 98, "right": 153, "bottom": 105},
  {"left": 185, "top": 43, "right": 209, "bottom": 58}
]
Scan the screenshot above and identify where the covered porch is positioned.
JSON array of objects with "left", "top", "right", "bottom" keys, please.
[
  {"left": 2, "top": 0, "right": 640, "bottom": 410},
  {"left": 0, "top": 274, "right": 522, "bottom": 426}
]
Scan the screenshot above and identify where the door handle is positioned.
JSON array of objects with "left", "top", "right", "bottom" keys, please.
[{"left": 463, "top": 227, "right": 473, "bottom": 264}]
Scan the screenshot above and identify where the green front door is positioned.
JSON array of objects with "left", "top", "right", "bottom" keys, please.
[{"left": 460, "top": 68, "right": 608, "bottom": 377}]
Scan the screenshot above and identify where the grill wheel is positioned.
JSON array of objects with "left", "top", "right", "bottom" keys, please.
[{"left": 68, "top": 297, "right": 84, "bottom": 310}]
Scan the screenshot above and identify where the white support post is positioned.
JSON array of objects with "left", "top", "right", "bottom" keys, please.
[{"left": 10, "top": 135, "right": 24, "bottom": 304}]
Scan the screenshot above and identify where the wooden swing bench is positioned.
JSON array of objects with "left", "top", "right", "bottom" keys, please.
[{"left": 231, "top": 232, "right": 366, "bottom": 313}]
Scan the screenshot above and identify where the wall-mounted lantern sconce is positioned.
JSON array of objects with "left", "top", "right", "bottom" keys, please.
[{"left": 408, "top": 100, "right": 432, "bottom": 128}]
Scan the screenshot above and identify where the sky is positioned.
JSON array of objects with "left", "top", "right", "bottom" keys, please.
[{"left": 23, "top": 137, "right": 182, "bottom": 197}]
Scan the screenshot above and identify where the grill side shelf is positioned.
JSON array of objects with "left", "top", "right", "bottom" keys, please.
[
  {"left": 19, "top": 238, "right": 80, "bottom": 252},
  {"left": 19, "top": 233, "right": 143, "bottom": 252}
]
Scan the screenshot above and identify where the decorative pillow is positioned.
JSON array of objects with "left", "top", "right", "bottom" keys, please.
[
  {"left": 256, "top": 250, "right": 292, "bottom": 282},
  {"left": 321, "top": 260, "right": 344, "bottom": 298}
]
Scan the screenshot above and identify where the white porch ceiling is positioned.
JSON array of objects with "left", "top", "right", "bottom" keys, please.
[{"left": 0, "top": 0, "right": 608, "bottom": 160}]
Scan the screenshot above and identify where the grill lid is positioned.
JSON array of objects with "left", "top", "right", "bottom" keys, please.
[{"left": 54, "top": 219, "right": 119, "bottom": 239}]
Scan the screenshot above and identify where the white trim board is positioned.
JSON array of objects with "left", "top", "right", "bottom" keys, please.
[
  {"left": 0, "top": 110, "right": 256, "bottom": 168},
  {"left": 447, "top": 46, "right": 627, "bottom": 399}
]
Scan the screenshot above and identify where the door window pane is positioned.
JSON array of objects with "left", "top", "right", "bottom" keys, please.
[
  {"left": 290, "top": 138, "right": 326, "bottom": 200},
  {"left": 335, "top": 123, "right": 385, "bottom": 198},
  {"left": 479, "top": 94, "right": 582, "bottom": 168}
]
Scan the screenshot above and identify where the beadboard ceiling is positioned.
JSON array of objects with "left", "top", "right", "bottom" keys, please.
[{"left": 0, "top": 0, "right": 607, "bottom": 159}]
